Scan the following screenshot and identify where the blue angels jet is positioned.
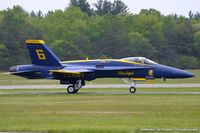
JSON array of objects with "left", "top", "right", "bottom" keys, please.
[{"left": 10, "top": 40, "right": 194, "bottom": 94}]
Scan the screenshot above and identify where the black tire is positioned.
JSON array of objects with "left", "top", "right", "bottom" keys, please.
[
  {"left": 67, "top": 85, "right": 76, "bottom": 94},
  {"left": 129, "top": 87, "right": 136, "bottom": 94}
]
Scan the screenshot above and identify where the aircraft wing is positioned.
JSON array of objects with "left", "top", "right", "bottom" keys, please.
[
  {"left": 50, "top": 68, "right": 94, "bottom": 74},
  {"left": 50, "top": 66, "right": 153, "bottom": 74}
]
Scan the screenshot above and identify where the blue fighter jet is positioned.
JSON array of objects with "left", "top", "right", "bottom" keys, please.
[{"left": 10, "top": 40, "right": 194, "bottom": 94}]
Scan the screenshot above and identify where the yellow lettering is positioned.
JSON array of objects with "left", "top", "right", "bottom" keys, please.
[
  {"left": 118, "top": 71, "right": 134, "bottom": 76},
  {"left": 64, "top": 73, "right": 84, "bottom": 78}
]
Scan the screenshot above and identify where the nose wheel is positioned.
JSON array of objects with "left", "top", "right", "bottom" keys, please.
[
  {"left": 121, "top": 78, "right": 136, "bottom": 94},
  {"left": 129, "top": 87, "right": 136, "bottom": 93}
]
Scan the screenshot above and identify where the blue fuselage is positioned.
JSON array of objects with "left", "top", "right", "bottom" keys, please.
[
  {"left": 60, "top": 60, "right": 194, "bottom": 79},
  {"left": 9, "top": 40, "right": 195, "bottom": 93},
  {"left": 10, "top": 59, "right": 194, "bottom": 82}
]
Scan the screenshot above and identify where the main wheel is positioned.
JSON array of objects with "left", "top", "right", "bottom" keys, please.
[
  {"left": 67, "top": 85, "right": 76, "bottom": 94},
  {"left": 129, "top": 87, "right": 136, "bottom": 94}
]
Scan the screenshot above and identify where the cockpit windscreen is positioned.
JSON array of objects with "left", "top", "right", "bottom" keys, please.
[{"left": 121, "top": 57, "right": 157, "bottom": 65}]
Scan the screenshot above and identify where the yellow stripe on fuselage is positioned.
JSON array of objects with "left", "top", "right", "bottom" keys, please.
[
  {"left": 60, "top": 59, "right": 153, "bottom": 66},
  {"left": 132, "top": 78, "right": 146, "bottom": 81},
  {"left": 132, "top": 78, "right": 155, "bottom": 82},
  {"left": 61, "top": 60, "right": 99, "bottom": 63},
  {"left": 114, "top": 59, "right": 146, "bottom": 65},
  {"left": 50, "top": 70, "right": 80, "bottom": 74},
  {"left": 26, "top": 40, "right": 45, "bottom": 44}
]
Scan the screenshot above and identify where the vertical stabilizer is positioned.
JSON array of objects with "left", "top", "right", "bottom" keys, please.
[{"left": 26, "top": 40, "right": 62, "bottom": 67}]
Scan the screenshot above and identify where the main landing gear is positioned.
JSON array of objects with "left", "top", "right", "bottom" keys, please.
[
  {"left": 67, "top": 80, "right": 82, "bottom": 94},
  {"left": 121, "top": 78, "right": 136, "bottom": 94}
]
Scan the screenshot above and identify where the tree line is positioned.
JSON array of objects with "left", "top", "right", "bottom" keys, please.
[{"left": 0, "top": 0, "right": 200, "bottom": 70}]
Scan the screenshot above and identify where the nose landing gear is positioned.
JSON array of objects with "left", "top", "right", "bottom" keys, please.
[{"left": 121, "top": 78, "right": 136, "bottom": 94}]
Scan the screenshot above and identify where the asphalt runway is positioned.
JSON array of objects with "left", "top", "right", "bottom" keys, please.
[
  {"left": 0, "top": 92, "right": 200, "bottom": 95},
  {"left": 1, "top": 84, "right": 200, "bottom": 89},
  {"left": 0, "top": 84, "right": 200, "bottom": 95}
]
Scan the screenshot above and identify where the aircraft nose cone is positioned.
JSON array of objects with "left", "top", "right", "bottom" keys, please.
[
  {"left": 174, "top": 70, "right": 195, "bottom": 78},
  {"left": 156, "top": 65, "right": 195, "bottom": 78}
]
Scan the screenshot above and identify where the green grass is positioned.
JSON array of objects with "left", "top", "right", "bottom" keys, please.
[
  {"left": 0, "top": 70, "right": 199, "bottom": 132},
  {"left": 0, "top": 72, "right": 59, "bottom": 85},
  {"left": 0, "top": 93, "right": 199, "bottom": 133},
  {"left": 0, "top": 69, "right": 200, "bottom": 85}
]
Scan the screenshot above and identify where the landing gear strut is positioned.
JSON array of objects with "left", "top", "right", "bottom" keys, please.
[
  {"left": 67, "top": 80, "right": 82, "bottom": 94},
  {"left": 121, "top": 78, "right": 136, "bottom": 94}
]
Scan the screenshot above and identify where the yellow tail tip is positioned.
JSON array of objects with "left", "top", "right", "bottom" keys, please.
[{"left": 26, "top": 40, "right": 45, "bottom": 44}]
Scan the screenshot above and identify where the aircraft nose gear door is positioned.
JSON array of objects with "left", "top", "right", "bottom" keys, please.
[
  {"left": 120, "top": 78, "right": 136, "bottom": 94},
  {"left": 67, "top": 80, "right": 83, "bottom": 94}
]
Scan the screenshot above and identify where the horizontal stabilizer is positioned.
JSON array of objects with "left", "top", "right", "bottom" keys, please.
[{"left": 10, "top": 70, "right": 38, "bottom": 74}]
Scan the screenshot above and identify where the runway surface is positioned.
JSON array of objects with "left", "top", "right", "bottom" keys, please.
[
  {"left": 0, "top": 84, "right": 199, "bottom": 95},
  {"left": 0, "top": 84, "right": 200, "bottom": 89},
  {"left": 0, "top": 92, "right": 200, "bottom": 95}
]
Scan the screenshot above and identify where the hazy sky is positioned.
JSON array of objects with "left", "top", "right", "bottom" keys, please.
[{"left": 0, "top": 0, "right": 199, "bottom": 17}]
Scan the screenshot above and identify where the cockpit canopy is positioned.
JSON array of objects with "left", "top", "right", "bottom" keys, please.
[{"left": 121, "top": 57, "right": 157, "bottom": 65}]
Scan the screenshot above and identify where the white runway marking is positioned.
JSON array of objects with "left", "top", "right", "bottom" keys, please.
[
  {"left": 0, "top": 84, "right": 199, "bottom": 95},
  {"left": 0, "top": 84, "right": 200, "bottom": 89},
  {"left": 0, "top": 92, "right": 200, "bottom": 95}
]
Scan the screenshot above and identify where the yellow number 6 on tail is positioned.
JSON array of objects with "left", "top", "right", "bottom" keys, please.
[{"left": 36, "top": 49, "right": 46, "bottom": 60}]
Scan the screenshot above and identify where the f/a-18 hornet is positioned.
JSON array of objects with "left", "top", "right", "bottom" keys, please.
[{"left": 10, "top": 40, "right": 194, "bottom": 94}]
